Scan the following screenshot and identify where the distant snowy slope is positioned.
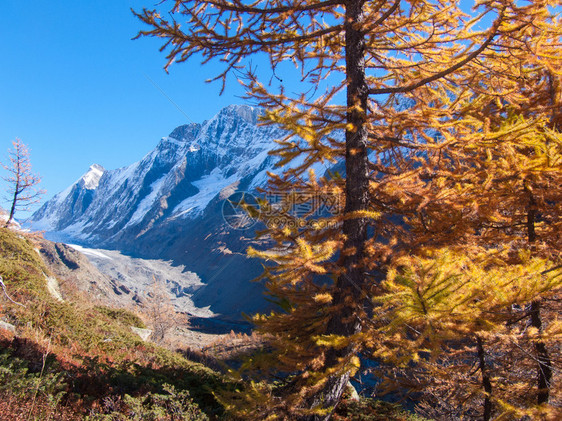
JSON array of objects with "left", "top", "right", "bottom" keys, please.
[
  {"left": 30, "top": 164, "right": 105, "bottom": 232},
  {"left": 27, "top": 105, "right": 290, "bottom": 318},
  {"left": 0, "top": 207, "right": 21, "bottom": 230},
  {"left": 28, "top": 104, "right": 343, "bottom": 319},
  {"left": 30, "top": 105, "right": 283, "bottom": 243}
]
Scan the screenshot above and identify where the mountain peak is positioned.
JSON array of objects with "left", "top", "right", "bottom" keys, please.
[
  {"left": 81, "top": 164, "right": 105, "bottom": 190},
  {"left": 221, "top": 104, "right": 259, "bottom": 124},
  {"left": 168, "top": 123, "right": 201, "bottom": 142},
  {"left": 26, "top": 104, "right": 290, "bottom": 318},
  {"left": 29, "top": 103, "right": 281, "bottom": 237}
]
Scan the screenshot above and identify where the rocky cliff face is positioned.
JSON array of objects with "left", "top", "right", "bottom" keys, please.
[
  {"left": 37, "top": 239, "right": 121, "bottom": 306},
  {"left": 28, "top": 105, "right": 289, "bottom": 319},
  {"left": 39, "top": 240, "right": 212, "bottom": 318}
]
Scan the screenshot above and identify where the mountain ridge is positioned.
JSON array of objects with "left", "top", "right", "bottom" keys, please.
[{"left": 28, "top": 104, "right": 289, "bottom": 319}]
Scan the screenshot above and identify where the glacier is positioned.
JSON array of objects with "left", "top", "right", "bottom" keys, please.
[{"left": 28, "top": 104, "right": 292, "bottom": 319}]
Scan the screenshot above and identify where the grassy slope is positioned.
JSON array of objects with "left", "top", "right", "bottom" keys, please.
[
  {"left": 0, "top": 228, "right": 424, "bottom": 420},
  {"left": 0, "top": 228, "right": 225, "bottom": 420}
]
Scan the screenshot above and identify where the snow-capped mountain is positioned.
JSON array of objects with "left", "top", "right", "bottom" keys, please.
[
  {"left": 28, "top": 105, "right": 289, "bottom": 318},
  {"left": 31, "top": 105, "right": 280, "bottom": 240},
  {"left": 29, "top": 163, "right": 105, "bottom": 232}
]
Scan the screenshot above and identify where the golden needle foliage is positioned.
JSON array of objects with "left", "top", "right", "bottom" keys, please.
[
  {"left": 136, "top": 0, "right": 562, "bottom": 418},
  {"left": 373, "top": 249, "right": 562, "bottom": 419}
]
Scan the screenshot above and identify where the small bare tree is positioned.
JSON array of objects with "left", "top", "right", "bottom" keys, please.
[
  {"left": 2, "top": 139, "right": 45, "bottom": 227},
  {"left": 144, "top": 279, "right": 181, "bottom": 344}
]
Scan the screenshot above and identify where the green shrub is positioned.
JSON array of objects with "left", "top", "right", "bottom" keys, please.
[
  {"left": 333, "top": 398, "right": 429, "bottom": 421},
  {"left": 88, "top": 384, "right": 209, "bottom": 421},
  {"left": 95, "top": 306, "right": 146, "bottom": 329},
  {"left": 0, "top": 349, "right": 67, "bottom": 406}
]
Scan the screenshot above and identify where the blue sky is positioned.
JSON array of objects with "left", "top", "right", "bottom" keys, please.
[
  {"left": 0, "top": 1, "right": 249, "bottom": 212},
  {"left": 0, "top": 1, "right": 531, "bottom": 216}
]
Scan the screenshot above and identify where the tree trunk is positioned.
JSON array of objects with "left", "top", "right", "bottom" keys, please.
[
  {"left": 304, "top": 1, "right": 370, "bottom": 419},
  {"left": 530, "top": 300, "right": 552, "bottom": 405},
  {"left": 527, "top": 194, "right": 552, "bottom": 404},
  {"left": 5, "top": 184, "right": 19, "bottom": 228},
  {"left": 476, "top": 336, "right": 493, "bottom": 421}
]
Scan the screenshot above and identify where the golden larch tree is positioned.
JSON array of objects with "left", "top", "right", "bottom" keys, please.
[{"left": 135, "top": 1, "right": 562, "bottom": 419}]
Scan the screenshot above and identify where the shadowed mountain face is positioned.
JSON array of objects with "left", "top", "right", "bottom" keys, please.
[{"left": 28, "top": 105, "right": 292, "bottom": 320}]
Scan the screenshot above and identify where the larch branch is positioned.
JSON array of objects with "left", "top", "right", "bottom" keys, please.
[{"left": 369, "top": 22, "right": 500, "bottom": 95}]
